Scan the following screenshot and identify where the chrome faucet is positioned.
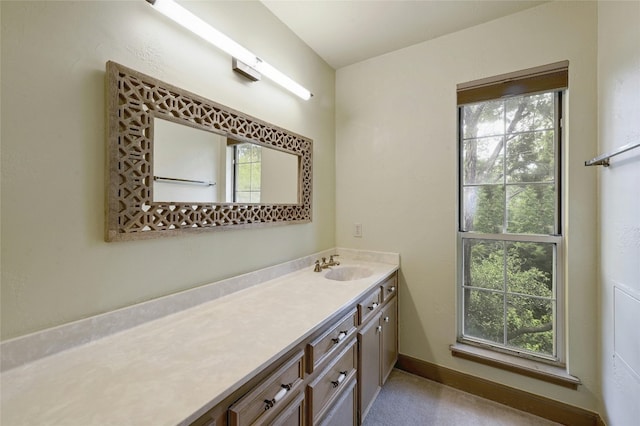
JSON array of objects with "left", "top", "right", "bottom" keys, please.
[{"left": 313, "top": 255, "right": 340, "bottom": 272}]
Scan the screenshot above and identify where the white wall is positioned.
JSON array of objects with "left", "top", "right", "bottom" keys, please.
[
  {"left": 597, "top": 2, "right": 640, "bottom": 424},
  {"left": 261, "top": 148, "right": 299, "bottom": 204},
  {"left": 0, "top": 1, "right": 335, "bottom": 340},
  {"left": 336, "top": 1, "right": 598, "bottom": 411}
]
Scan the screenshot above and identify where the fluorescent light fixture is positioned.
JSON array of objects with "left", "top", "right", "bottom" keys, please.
[{"left": 146, "top": 0, "right": 313, "bottom": 100}]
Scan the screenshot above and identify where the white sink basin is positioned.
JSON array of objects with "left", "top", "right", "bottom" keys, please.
[{"left": 325, "top": 266, "right": 373, "bottom": 281}]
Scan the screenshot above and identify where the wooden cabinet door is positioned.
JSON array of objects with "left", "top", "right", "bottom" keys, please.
[
  {"left": 381, "top": 297, "right": 397, "bottom": 384},
  {"left": 357, "top": 312, "right": 381, "bottom": 422}
]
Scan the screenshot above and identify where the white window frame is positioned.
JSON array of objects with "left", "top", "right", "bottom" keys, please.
[{"left": 456, "top": 89, "right": 566, "bottom": 366}]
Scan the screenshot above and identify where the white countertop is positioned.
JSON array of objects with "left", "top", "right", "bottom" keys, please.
[{"left": 1, "top": 257, "right": 398, "bottom": 426}]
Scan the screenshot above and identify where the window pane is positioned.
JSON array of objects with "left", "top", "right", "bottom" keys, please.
[
  {"left": 507, "top": 294, "right": 553, "bottom": 356},
  {"left": 251, "top": 162, "right": 261, "bottom": 191},
  {"left": 506, "top": 93, "right": 554, "bottom": 134},
  {"left": 462, "top": 185, "right": 505, "bottom": 233},
  {"left": 236, "top": 164, "right": 252, "bottom": 191},
  {"left": 463, "top": 136, "right": 504, "bottom": 185},
  {"left": 506, "top": 131, "right": 554, "bottom": 183},
  {"left": 464, "top": 289, "right": 504, "bottom": 345},
  {"left": 236, "top": 144, "right": 252, "bottom": 162},
  {"left": 506, "top": 184, "right": 555, "bottom": 234},
  {"left": 250, "top": 144, "right": 261, "bottom": 162},
  {"left": 235, "top": 191, "right": 251, "bottom": 203},
  {"left": 505, "top": 242, "right": 553, "bottom": 297},
  {"left": 465, "top": 240, "right": 504, "bottom": 291},
  {"left": 463, "top": 100, "right": 504, "bottom": 139}
]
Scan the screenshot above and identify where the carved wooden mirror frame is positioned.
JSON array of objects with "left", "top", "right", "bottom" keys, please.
[{"left": 106, "top": 61, "right": 312, "bottom": 241}]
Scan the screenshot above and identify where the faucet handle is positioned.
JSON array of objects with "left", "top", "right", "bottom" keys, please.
[{"left": 329, "top": 254, "right": 340, "bottom": 262}]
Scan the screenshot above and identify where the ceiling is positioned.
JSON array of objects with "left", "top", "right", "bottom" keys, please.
[{"left": 261, "top": 0, "right": 547, "bottom": 69}]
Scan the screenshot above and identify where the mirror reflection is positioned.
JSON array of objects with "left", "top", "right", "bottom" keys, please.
[{"left": 152, "top": 117, "right": 299, "bottom": 204}]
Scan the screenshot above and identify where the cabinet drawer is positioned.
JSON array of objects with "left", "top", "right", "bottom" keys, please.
[
  {"left": 358, "top": 288, "right": 382, "bottom": 324},
  {"left": 228, "top": 351, "right": 304, "bottom": 426},
  {"left": 307, "top": 339, "right": 357, "bottom": 423},
  {"left": 317, "top": 376, "right": 357, "bottom": 426},
  {"left": 269, "top": 391, "right": 305, "bottom": 426},
  {"left": 306, "top": 309, "right": 357, "bottom": 374},
  {"left": 381, "top": 274, "right": 397, "bottom": 303}
]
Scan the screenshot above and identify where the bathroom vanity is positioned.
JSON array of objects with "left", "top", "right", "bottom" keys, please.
[
  {"left": 194, "top": 272, "right": 398, "bottom": 426},
  {"left": 0, "top": 251, "right": 398, "bottom": 426}
]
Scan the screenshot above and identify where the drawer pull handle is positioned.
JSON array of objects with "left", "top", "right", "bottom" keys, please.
[
  {"left": 332, "top": 331, "right": 348, "bottom": 344},
  {"left": 264, "top": 383, "right": 292, "bottom": 411},
  {"left": 368, "top": 302, "right": 379, "bottom": 311},
  {"left": 384, "top": 316, "right": 390, "bottom": 323},
  {"left": 388, "top": 286, "right": 396, "bottom": 293},
  {"left": 331, "top": 371, "right": 348, "bottom": 388}
]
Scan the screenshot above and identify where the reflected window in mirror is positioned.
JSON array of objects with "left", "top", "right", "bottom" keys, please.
[
  {"left": 228, "top": 139, "right": 299, "bottom": 205},
  {"left": 232, "top": 142, "right": 262, "bottom": 203}
]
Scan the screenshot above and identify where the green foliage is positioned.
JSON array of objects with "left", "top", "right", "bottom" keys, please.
[
  {"left": 506, "top": 131, "right": 554, "bottom": 183},
  {"left": 471, "top": 186, "right": 504, "bottom": 233},
  {"left": 465, "top": 289, "right": 504, "bottom": 343},
  {"left": 465, "top": 243, "right": 553, "bottom": 354}
]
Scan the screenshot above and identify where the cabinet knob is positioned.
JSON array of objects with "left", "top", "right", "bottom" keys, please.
[
  {"left": 264, "top": 383, "right": 292, "bottom": 411},
  {"left": 368, "top": 302, "right": 379, "bottom": 311},
  {"left": 384, "top": 316, "right": 390, "bottom": 323},
  {"left": 388, "top": 286, "right": 396, "bottom": 293},
  {"left": 331, "top": 331, "right": 348, "bottom": 344},
  {"left": 331, "top": 371, "right": 348, "bottom": 388},
  {"left": 376, "top": 325, "right": 382, "bottom": 333}
]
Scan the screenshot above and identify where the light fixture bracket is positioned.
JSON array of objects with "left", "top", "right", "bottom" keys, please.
[
  {"left": 147, "top": 0, "right": 312, "bottom": 99},
  {"left": 232, "top": 58, "right": 261, "bottom": 82}
]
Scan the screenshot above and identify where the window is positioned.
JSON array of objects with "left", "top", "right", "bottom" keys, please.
[
  {"left": 233, "top": 143, "right": 262, "bottom": 203},
  {"left": 457, "top": 62, "right": 567, "bottom": 364}
]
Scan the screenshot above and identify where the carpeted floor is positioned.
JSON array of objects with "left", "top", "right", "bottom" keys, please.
[{"left": 363, "top": 369, "right": 561, "bottom": 426}]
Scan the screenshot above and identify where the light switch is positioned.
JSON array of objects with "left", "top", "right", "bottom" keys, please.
[{"left": 354, "top": 223, "right": 362, "bottom": 238}]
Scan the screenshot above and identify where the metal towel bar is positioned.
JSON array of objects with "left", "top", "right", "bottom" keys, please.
[
  {"left": 153, "top": 176, "right": 216, "bottom": 186},
  {"left": 585, "top": 142, "right": 640, "bottom": 167}
]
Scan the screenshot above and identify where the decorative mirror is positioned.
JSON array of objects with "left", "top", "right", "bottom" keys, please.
[{"left": 106, "top": 61, "right": 312, "bottom": 241}]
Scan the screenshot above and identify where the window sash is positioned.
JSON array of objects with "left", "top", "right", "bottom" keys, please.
[
  {"left": 458, "top": 92, "right": 562, "bottom": 236},
  {"left": 457, "top": 232, "right": 565, "bottom": 364}
]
